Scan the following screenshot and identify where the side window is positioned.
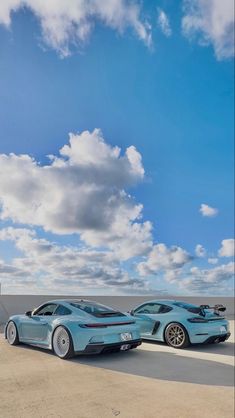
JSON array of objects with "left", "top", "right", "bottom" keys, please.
[
  {"left": 134, "top": 303, "right": 150, "bottom": 314},
  {"left": 134, "top": 303, "right": 172, "bottom": 314},
  {"left": 134, "top": 303, "right": 162, "bottom": 314},
  {"left": 159, "top": 305, "right": 172, "bottom": 314},
  {"left": 54, "top": 305, "right": 71, "bottom": 316},
  {"left": 33, "top": 304, "right": 57, "bottom": 316}
]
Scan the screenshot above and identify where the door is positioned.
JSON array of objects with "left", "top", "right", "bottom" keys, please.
[
  {"left": 20, "top": 303, "right": 57, "bottom": 343},
  {"left": 133, "top": 303, "right": 172, "bottom": 337}
]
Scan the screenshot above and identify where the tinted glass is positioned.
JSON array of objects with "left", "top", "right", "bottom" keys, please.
[
  {"left": 69, "top": 301, "right": 125, "bottom": 317},
  {"left": 135, "top": 303, "right": 162, "bottom": 314},
  {"left": 159, "top": 305, "right": 172, "bottom": 313},
  {"left": 135, "top": 303, "right": 172, "bottom": 314},
  {"left": 54, "top": 305, "right": 71, "bottom": 316},
  {"left": 34, "top": 304, "right": 57, "bottom": 316}
]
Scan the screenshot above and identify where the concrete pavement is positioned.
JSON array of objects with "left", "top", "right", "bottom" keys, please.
[{"left": 0, "top": 322, "right": 234, "bottom": 418}]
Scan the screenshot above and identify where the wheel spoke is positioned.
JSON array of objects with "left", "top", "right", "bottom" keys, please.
[
  {"left": 166, "top": 324, "right": 186, "bottom": 347},
  {"left": 53, "top": 327, "right": 70, "bottom": 357},
  {"left": 7, "top": 322, "right": 16, "bottom": 344}
]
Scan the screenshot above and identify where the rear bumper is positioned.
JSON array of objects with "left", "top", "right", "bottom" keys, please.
[
  {"left": 76, "top": 339, "right": 142, "bottom": 355},
  {"left": 203, "top": 332, "right": 231, "bottom": 344}
]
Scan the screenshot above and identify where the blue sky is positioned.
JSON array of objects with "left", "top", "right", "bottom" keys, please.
[{"left": 0, "top": 1, "right": 234, "bottom": 295}]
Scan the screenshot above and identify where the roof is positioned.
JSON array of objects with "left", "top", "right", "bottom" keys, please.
[{"left": 44, "top": 299, "right": 99, "bottom": 305}]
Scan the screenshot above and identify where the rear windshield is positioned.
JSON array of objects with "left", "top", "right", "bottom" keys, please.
[{"left": 69, "top": 301, "right": 125, "bottom": 318}]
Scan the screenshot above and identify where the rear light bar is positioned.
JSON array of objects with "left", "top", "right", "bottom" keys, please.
[{"left": 79, "top": 321, "right": 135, "bottom": 328}]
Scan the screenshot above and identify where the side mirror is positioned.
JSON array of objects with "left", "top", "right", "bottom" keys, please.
[
  {"left": 130, "top": 310, "right": 135, "bottom": 316},
  {"left": 25, "top": 311, "right": 32, "bottom": 317}
]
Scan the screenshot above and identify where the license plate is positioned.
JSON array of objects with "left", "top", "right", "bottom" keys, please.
[
  {"left": 120, "top": 344, "right": 131, "bottom": 351},
  {"left": 121, "top": 332, "right": 132, "bottom": 341}
]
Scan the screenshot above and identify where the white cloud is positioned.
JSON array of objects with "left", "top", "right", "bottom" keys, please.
[
  {"left": 0, "top": 258, "right": 30, "bottom": 279},
  {"left": 157, "top": 8, "right": 172, "bottom": 37},
  {"left": 182, "top": 262, "right": 234, "bottom": 293},
  {"left": 0, "top": 0, "right": 152, "bottom": 56},
  {"left": 182, "top": 0, "right": 234, "bottom": 60},
  {"left": 208, "top": 258, "right": 218, "bottom": 265},
  {"left": 199, "top": 203, "right": 218, "bottom": 217},
  {"left": 195, "top": 244, "right": 206, "bottom": 257},
  {"left": 0, "top": 129, "right": 152, "bottom": 260},
  {"left": 218, "top": 239, "right": 234, "bottom": 257},
  {"left": 137, "top": 241, "right": 234, "bottom": 294},
  {"left": 0, "top": 227, "right": 150, "bottom": 293},
  {"left": 137, "top": 243, "right": 192, "bottom": 281}
]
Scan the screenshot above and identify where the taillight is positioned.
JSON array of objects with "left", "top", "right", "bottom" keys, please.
[
  {"left": 79, "top": 324, "right": 107, "bottom": 328},
  {"left": 79, "top": 320, "right": 135, "bottom": 328},
  {"left": 187, "top": 317, "right": 208, "bottom": 323}
]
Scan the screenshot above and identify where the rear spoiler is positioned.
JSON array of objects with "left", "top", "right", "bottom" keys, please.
[{"left": 200, "top": 304, "right": 226, "bottom": 315}]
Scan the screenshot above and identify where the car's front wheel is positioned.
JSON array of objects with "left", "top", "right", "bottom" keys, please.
[
  {"left": 6, "top": 321, "right": 19, "bottom": 346},
  {"left": 164, "top": 323, "right": 190, "bottom": 349},
  {"left": 52, "top": 326, "right": 74, "bottom": 359}
]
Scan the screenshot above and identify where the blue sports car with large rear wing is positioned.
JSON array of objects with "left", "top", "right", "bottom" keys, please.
[
  {"left": 5, "top": 299, "right": 141, "bottom": 359},
  {"left": 129, "top": 300, "right": 230, "bottom": 348}
]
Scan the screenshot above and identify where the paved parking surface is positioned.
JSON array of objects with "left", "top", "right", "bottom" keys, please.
[{"left": 0, "top": 322, "right": 234, "bottom": 418}]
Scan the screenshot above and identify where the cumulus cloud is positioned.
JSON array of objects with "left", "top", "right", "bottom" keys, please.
[
  {"left": 199, "top": 203, "right": 218, "bottom": 217},
  {"left": 157, "top": 8, "right": 172, "bottom": 37},
  {"left": 0, "top": 0, "right": 152, "bottom": 56},
  {"left": 182, "top": 0, "right": 234, "bottom": 60},
  {"left": 0, "top": 228, "right": 233, "bottom": 294},
  {"left": 137, "top": 243, "right": 192, "bottom": 282},
  {"left": 0, "top": 249, "right": 37, "bottom": 290},
  {"left": 0, "top": 129, "right": 152, "bottom": 260},
  {"left": 136, "top": 240, "right": 234, "bottom": 294},
  {"left": 0, "top": 227, "right": 150, "bottom": 293},
  {"left": 182, "top": 262, "right": 234, "bottom": 293},
  {"left": 218, "top": 239, "right": 234, "bottom": 257},
  {"left": 0, "top": 258, "right": 28, "bottom": 278},
  {"left": 0, "top": 127, "right": 232, "bottom": 295},
  {"left": 208, "top": 258, "right": 218, "bottom": 265},
  {"left": 195, "top": 244, "right": 206, "bottom": 257}
]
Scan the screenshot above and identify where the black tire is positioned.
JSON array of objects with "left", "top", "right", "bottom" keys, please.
[
  {"left": 6, "top": 321, "right": 20, "bottom": 346},
  {"left": 164, "top": 322, "right": 190, "bottom": 349},
  {"left": 52, "top": 326, "right": 75, "bottom": 359}
]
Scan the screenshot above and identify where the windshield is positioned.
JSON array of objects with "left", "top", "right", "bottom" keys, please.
[{"left": 69, "top": 301, "right": 125, "bottom": 317}]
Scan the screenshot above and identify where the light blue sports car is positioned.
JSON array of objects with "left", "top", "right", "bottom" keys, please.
[
  {"left": 129, "top": 300, "right": 230, "bottom": 349},
  {"left": 5, "top": 299, "right": 141, "bottom": 359}
]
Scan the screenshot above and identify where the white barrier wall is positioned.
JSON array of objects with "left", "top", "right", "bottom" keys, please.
[{"left": 0, "top": 295, "right": 234, "bottom": 324}]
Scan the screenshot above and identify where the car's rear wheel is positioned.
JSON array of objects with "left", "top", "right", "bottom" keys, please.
[
  {"left": 164, "top": 323, "right": 190, "bottom": 349},
  {"left": 52, "top": 326, "right": 74, "bottom": 359},
  {"left": 6, "top": 321, "right": 19, "bottom": 346}
]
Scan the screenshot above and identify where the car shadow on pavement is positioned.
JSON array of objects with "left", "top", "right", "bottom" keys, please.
[
  {"left": 142, "top": 339, "right": 235, "bottom": 357},
  {"left": 3, "top": 337, "right": 234, "bottom": 387},
  {"left": 72, "top": 347, "right": 234, "bottom": 387}
]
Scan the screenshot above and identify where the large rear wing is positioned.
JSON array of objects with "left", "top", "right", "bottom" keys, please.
[{"left": 200, "top": 304, "right": 226, "bottom": 315}]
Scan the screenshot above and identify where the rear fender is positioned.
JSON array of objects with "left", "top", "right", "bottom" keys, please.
[
  {"left": 163, "top": 321, "right": 190, "bottom": 343},
  {"left": 51, "top": 324, "right": 75, "bottom": 351}
]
